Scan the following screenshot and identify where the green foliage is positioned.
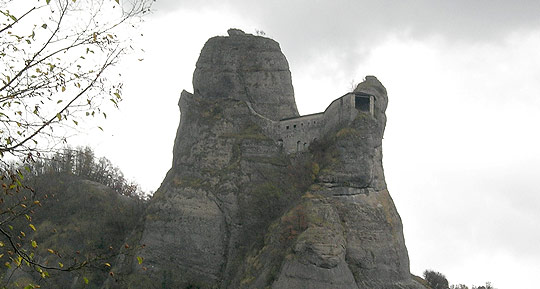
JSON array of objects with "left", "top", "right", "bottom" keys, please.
[
  {"left": 424, "top": 269, "right": 497, "bottom": 289},
  {"left": 0, "top": 147, "right": 146, "bottom": 288},
  {"left": 25, "top": 146, "right": 147, "bottom": 199},
  {"left": 472, "top": 282, "right": 496, "bottom": 289},
  {"left": 0, "top": 0, "right": 151, "bottom": 159},
  {"left": 335, "top": 127, "right": 362, "bottom": 138},
  {"left": 424, "top": 270, "right": 450, "bottom": 289},
  {"left": 0, "top": 172, "right": 146, "bottom": 288},
  {"left": 222, "top": 123, "right": 269, "bottom": 140},
  {"left": 309, "top": 136, "right": 339, "bottom": 175},
  {"left": 0, "top": 2, "right": 153, "bottom": 287}
]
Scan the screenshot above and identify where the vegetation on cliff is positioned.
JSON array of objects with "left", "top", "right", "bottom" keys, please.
[
  {"left": 0, "top": 1, "right": 152, "bottom": 287},
  {"left": 423, "top": 270, "right": 497, "bottom": 289},
  {"left": 0, "top": 148, "right": 147, "bottom": 288}
]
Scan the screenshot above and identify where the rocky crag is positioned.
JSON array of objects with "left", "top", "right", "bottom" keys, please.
[{"left": 108, "top": 29, "right": 426, "bottom": 289}]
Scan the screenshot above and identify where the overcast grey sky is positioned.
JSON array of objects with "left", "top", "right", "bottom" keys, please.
[{"left": 75, "top": 1, "right": 540, "bottom": 288}]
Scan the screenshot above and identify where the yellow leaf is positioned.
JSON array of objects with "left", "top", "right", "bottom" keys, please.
[
  {"left": 61, "top": 86, "right": 66, "bottom": 92},
  {"left": 58, "top": 262, "right": 64, "bottom": 268},
  {"left": 115, "top": 0, "right": 119, "bottom": 4},
  {"left": 29, "top": 224, "right": 36, "bottom": 231},
  {"left": 31, "top": 240, "right": 37, "bottom": 248},
  {"left": 104, "top": 262, "right": 111, "bottom": 267},
  {"left": 47, "top": 248, "right": 55, "bottom": 254}
]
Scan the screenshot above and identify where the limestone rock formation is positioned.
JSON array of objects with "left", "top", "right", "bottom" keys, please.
[
  {"left": 108, "top": 30, "right": 426, "bottom": 289},
  {"left": 192, "top": 29, "right": 299, "bottom": 121}
]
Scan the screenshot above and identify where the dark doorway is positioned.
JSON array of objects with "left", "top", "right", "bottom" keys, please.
[{"left": 355, "top": 95, "right": 370, "bottom": 112}]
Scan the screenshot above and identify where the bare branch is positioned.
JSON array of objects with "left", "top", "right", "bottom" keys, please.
[
  {"left": 0, "top": 6, "right": 38, "bottom": 35},
  {"left": 0, "top": 47, "right": 122, "bottom": 153}
]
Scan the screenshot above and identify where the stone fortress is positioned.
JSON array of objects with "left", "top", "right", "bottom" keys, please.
[
  {"left": 261, "top": 88, "right": 376, "bottom": 154},
  {"left": 219, "top": 29, "right": 379, "bottom": 154},
  {"left": 111, "top": 28, "right": 425, "bottom": 289}
]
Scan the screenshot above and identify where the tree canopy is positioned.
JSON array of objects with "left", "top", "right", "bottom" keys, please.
[
  {"left": 28, "top": 145, "right": 147, "bottom": 199},
  {"left": 0, "top": 0, "right": 151, "bottom": 286},
  {"left": 0, "top": 0, "right": 150, "bottom": 160}
]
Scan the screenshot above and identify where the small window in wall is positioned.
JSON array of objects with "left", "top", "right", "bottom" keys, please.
[
  {"left": 286, "top": 125, "right": 290, "bottom": 130},
  {"left": 355, "top": 96, "right": 370, "bottom": 112},
  {"left": 293, "top": 124, "right": 297, "bottom": 128}
]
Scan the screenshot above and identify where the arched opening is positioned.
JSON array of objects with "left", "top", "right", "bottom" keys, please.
[{"left": 296, "top": 141, "right": 301, "bottom": 152}]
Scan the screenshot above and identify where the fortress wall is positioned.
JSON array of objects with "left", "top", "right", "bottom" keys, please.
[
  {"left": 267, "top": 93, "right": 372, "bottom": 154},
  {"left": 273, "top": 93, "right": 363, "bottom": 154},
  {"left": 320, "top": 93, "right": 358, "bottom": 137},
  {"left": 278, "top": 113, "right": 324, "bottom": 153},
  {"left": 245, "top": 101, "right": 282, "bottom": 140}
]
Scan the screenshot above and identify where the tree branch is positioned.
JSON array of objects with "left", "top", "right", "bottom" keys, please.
[
  {"left": 0, "top": 6, "right": 37, "bottom": 35},
  {"left": 0, "top": 47, "right": 122, "bottom": 154}
]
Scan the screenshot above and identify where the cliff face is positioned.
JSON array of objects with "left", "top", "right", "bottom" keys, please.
[
  {"left": 110, "top": 30, "right": 425, "bottom": 289},
  {"left": 193, "top": 29, "right": 299, "bottom": 121}
]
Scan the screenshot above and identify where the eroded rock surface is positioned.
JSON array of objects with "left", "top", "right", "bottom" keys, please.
[
  {"left": 193, "top": 29, "right": 299, "bottom": 121},
  {"left": 106, "top": 30, "right": 426, "bottom": 289}
]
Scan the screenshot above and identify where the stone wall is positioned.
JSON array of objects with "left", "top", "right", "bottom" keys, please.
[
  {"left": 272, "top": 92, "right": 374, "bottom": 154},
  {"left": 278, "top": 113, "right": 324, "bottom": 153}
]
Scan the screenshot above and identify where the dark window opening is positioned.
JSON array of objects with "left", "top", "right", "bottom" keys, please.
[
  {"left": 293, "top": 124, "right": 297, "bottom": 128},
  {"left": 355, "top": 96, "right": 370, "bottom": 112},
  {"left": 286, "top": 125, "right": 290, "bottom": 130}
]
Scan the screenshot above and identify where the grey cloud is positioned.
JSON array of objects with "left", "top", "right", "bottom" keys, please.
[{"left": 153, "top": 0, "right": 540, "bottom": 68}]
